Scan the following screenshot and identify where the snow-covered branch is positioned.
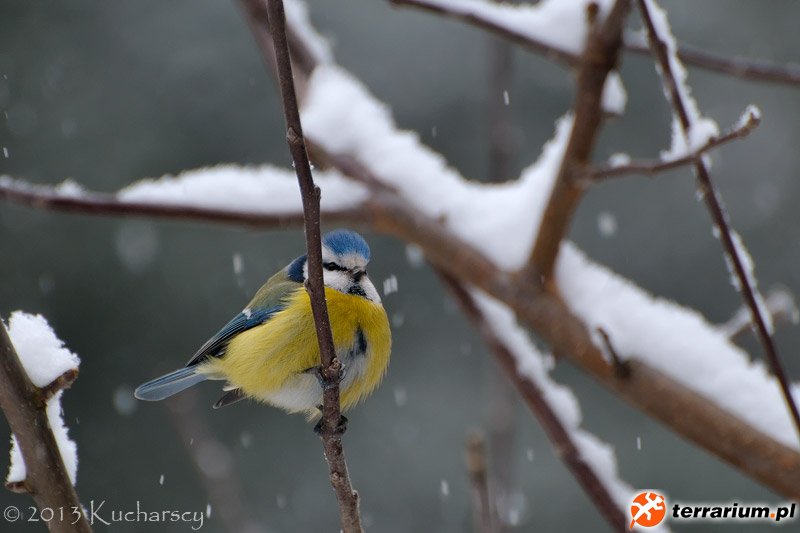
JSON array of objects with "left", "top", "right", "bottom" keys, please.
[
  {"left": 589, "top": 105, "right": 760, "bottom": 181},
  {"left": 1, "top": 0, "right": 799, "bottom": 509},
  {"left": 637, "top": 0, "right": 800, "bottom": 442},
  {"left": 440, "top": 273, "right": 631, "bottom": 531},
  {"left": 0, "top": 168, "right": 364, "bottom": 229},
  {"left": 390, "top": 0, "right": 800, "bottom": 87},
  {"left": 0, "top": 313, "right": 91, "bottom": 532}
]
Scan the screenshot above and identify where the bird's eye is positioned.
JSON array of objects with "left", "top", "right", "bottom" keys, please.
[{"left": 323, "top": 262, "right": 346, "bottom": 271}]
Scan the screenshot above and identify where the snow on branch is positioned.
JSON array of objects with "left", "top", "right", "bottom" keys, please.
[
  {"left": 0, "top": 313, "right": 91, "bottom": 531},
  {"left": 391, "top": 0, "right": 615, "bottom": 66},
  {"left": 0, "top": 166, "right": 366, "bottom": 228},
  {"left": 439, "top": 273, "right": 636, "bottom": 531},
  {"left": 589, "top": 105, "right": 760, "bottom": 181},
  {"left": 301, "top": 65, "right": 572, "bottom": 271},
  {"left": 558, "top": 244, "right": 800, "bottom": 451},
  {"left": 393, "top": 0, "right": 800, "bottom": 87},
  {"left": 637, "top": 0, "right": 800, "bottom": 442},
  {"left": 5, "top": 313, "right": 80, "bottom": 486}
]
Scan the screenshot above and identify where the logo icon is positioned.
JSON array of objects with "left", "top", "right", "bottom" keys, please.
[{"left": 630, "top": 491, "right": 666, "bottom": 529}]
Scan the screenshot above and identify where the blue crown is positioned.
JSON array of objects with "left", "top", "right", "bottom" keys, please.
[{"left": 323, "top": 229, "right": 371, "bottom": 262}]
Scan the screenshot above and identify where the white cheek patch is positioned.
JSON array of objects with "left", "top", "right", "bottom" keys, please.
[
  {"left": 323, "top": 270, "right": 352, "bottom": 293},
  {"left": 360, "top": 277, "right": 381, "bottom": 303}
]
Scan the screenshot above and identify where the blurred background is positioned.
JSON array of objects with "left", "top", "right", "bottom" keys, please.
[{"left": 1, "top": 0, "right": 799, "bottom": 531}]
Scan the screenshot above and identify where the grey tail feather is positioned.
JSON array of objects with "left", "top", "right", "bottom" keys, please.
[
  {"left": 134, "top": 366, "right": 207, "bottom": 401},
  {"left": 213, "top": 389, "right": 246, "bottom": 409}
]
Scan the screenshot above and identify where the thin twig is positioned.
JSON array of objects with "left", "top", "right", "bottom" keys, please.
[
  {"left": 0, "top": 178, "right": 359, "bottom": 228},
  {"left": 596, "top": 328, "right": 630, "bottom": 379},
  {"left": 264, "top": 1, "right": 363, "bottom": 531},
  {"left": 391, "top": 0, "right": 800, "bottom": 87},
  {"left": 0, "top": 320, "right": 92, "bottom": 532},
  {"left": 166, "top": 391, "right": 258, "bottom": 533},
  {"left": 440, "top": 273, "right": 626, "bottom": 532},
  {"left": 637, "top": 0, "right": 800, "bottom": 444},
  {"left": 589, "top": 107, "right": 760, "bottom": 181},
  {"left": 465, "top": 430, "right": 496, "bottom": 533},
  {"left": 389, "top": 0, "right": 578, "bottom": 68},
  {"left": 624, "top": 31, "right": 800, "bottom": 87},
  {"left": 524, "top": 0, "right": 630, "bottom": 283},
  {"left": 720, "top": 286, "right": 799, "bottom": 341}
]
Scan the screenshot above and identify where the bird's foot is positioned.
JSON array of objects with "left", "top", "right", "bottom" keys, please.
[
  {"left": 307, "top": 361, "right": 346, "bottom": 391},
  {"left": 314, "top": 415, "right": 348, "bottom": 436}
]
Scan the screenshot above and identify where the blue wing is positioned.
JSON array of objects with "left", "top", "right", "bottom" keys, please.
[{"left": 185, "top": 306, "right": 280, "bottom": 366}]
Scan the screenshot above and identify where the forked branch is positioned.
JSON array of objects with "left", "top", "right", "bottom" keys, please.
[
  {"left": 0, "top": 321, "right": 91, "bottom": 532},
  {"left": 589, "top": 106, "right": 760, "bottom": 181},
  {"left": 636, "top": 0, "right": 800, "bottom": 443},
  {"left": 440, "top": 273, "right": 626, "bottom": 532}
]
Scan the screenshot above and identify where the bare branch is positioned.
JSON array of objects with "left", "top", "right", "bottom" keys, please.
[
  {"left": 524, "top": 0, "right": 630, "bottom": 283},
  {"left": 0, "top": 321, "right": 92, "bottom": 532},
  {"left": 264, "top": 1, "right": 363, "bottom": 531},
  {"left": 637, "top": 0, "right": 800, "bottom": 444},
  {"left": 624, "top": 31, "right": 800, "bottom": 87},
  {"left": 589, "top": 107, "right": 760, "bottom": 181},
  {"left": 440, "top": 273, "right": 626, "bottom": 531},
  {"left": 465, "top": 430, "right": 496, "bottom": 533}
]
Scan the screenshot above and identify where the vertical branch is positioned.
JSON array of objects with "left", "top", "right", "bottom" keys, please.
[
  {"left": 465, "top": 431, "right": 496, "bottom": 533},
  {"left": 438, "top": 273, "right": 626, "bottom": 532},
  {"left": 0, "top": 321, "right": 92, "bottom": 533},
  {"left": 636, "top": 0, "right": 800, "bottom": 443},
  {"left": 264, "top": 1, "right": 363, "bottom": 531},
  {"left": 165, "top": 392, "right": 257, "bottom": 533},
  {"left": 524, "top": 0, "right": 630, "bottom": 283},
  {"left": 485, "top": 10, "right": 519, "bottom": 525}
]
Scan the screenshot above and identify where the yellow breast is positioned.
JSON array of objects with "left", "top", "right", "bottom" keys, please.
[{"left": 201, "top": 287, "right": 391, "bottom": 414}]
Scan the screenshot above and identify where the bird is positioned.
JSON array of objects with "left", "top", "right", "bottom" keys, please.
[{"left": 134, "top": 229, "right": 391, "bottom": 426}]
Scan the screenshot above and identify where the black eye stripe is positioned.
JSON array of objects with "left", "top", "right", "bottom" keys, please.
[{"left": 323, "top": 262, "right": 347, "bottom": 271}]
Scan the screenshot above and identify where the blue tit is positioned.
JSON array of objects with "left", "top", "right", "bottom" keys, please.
[{"left": 135, "top": 229, "right": 391, "bottom": 418}]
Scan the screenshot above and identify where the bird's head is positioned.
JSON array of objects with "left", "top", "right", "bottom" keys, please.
[{"left": 293, "top": 229, "right": 380, "bottom": 302}]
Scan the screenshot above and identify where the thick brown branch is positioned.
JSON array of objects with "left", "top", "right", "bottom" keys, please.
[
  {"left": 3, "top": 171, "right": 800, "bottom": 497},
  {"left": 264, "top": 1, "right": 363, "bottom": 531},
  {"left": 441, "top": 275, "right": 626, "bottom": 532},
  {"left": 637, "top": 0, "right": 800, "bottom": 444},
  {"left": 524, "top": 0, "right": 630, "bottom": 283},
  {"left": 589, "top": 107, "right": 760, "bottom": 181},
  {"left": 0, "top": 321, "right": 92, "bottom": 532}
]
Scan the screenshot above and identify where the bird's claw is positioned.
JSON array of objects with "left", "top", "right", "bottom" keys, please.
[
  {"left": 314, "top": 415, "right": 348, "bottom": 436},
  {"left": 309, "top": 363, "right": 346, "bottom": 391}
]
